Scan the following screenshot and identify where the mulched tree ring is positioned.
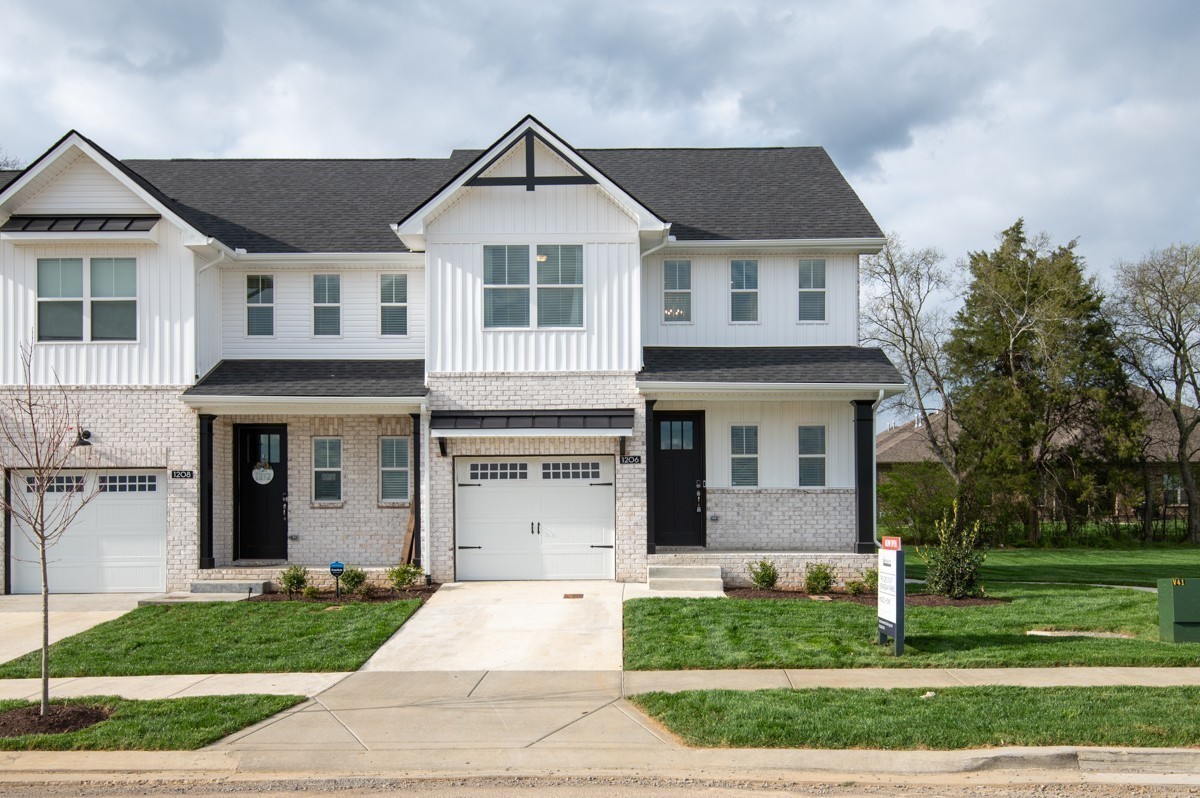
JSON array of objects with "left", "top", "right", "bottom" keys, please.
[
  {"left": 724, "top": 587, "right": 1006, "bottom": 607},
  {"left": 0, "top": 704, "right": 110, "bottom": 738},
  {"left": 249, "top": 584, "right": 441, "bottom": 604}
]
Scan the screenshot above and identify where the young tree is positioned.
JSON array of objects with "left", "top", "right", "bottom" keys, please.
[
  {"left": 946, "top": 220, "right": 1138, "bottom": 543},
  {"left": 862, "top": 234, "right": 964, "bottom": 484},
  {"left": 0, "top": 347, "right": 102, "bottom": 716},
  {"left": 1110, "top": 244, "right": 1200, "bottom": 542}
]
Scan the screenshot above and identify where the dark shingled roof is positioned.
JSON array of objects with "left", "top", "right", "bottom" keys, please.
[
  {"left": 0, "top": 170, "right": 18, "bottom": 192},
  {"left": 639, "top": 347, "right": 904, "bottom": 385},
  {"left": 186, "top": 359, "right": 427, "bottom": 397}
]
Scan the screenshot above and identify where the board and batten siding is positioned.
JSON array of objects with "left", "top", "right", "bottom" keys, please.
[
  {"left": 0, "top": 223, "right": 196, "bottom": 386},
  {"left": 642, "top": 253, "right": 860, "bottom": 347},
  {"left": 218, "top": 266, "right": 425, "bottom": 360},
  {"left": 654, "top": 399, "right": 855, "bottom": 488},
  {"left": 425, "top": 177, "right": 642, "bottom": 373}
]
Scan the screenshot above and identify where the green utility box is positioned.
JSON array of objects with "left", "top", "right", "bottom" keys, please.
[{"left": 1158, "top": 578, "right": 1200, "bottom": 643}]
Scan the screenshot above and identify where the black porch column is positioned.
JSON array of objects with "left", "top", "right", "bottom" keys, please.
[
  {"left": 409, "top": 412, "right": 422, "bottom": 568},
  {"left": 198, "top": 414, "right": 216, "bottom": 570},
  {"left": 645, "top": 399, "right": 656, "bottom": 554},
  {"left": 852, "top": 400, "right": 877, "bottom": 554}
]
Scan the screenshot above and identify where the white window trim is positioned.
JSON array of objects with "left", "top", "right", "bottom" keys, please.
[
  {"left": 312, "top": 273, "right": 342, "bottom": 338},
  {"left": 730, "top": 423, "right": 759, "bottom": 488},
  {"left": 35, "top": 256, "right": 140, "bottom": 344},
  {"left": 798, "top": 424, "right": 828, "bottom": 488},
  {"left": 482, "top": 244, "right": 587, "bottom": 331},
  {"left": 245, "top": 273, "right": 276, "bottom": 338},
  {"left": 379, "top": 272, "right": 410, "bottom": 338},
  {"left": 379, "top": 436, "right": 410, "bottom": 503},
  {"left": 729, "top": 259, "right": 760, "bottom": 325},
  {"left": 312, "top": 436, "right": 343, "bottom": 503},
  {"left": 797, "top": 258, "right": 828, "bottom": 325},
  {"left": 662, "top": 259, "right": 692, "bottom": 325}
]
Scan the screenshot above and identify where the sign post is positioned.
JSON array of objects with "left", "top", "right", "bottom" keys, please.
[
  {"left": 330, "top": 561, "right": 345, "bottom": 599},
  {"left": 877, "top": 536, "right": 905, "bottom": 655}
]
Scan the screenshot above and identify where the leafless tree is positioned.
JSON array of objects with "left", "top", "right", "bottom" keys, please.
[
  {"left": 1110, "top": 244, "right": 1200, "bottom": 542},
  {"left": 0, "top": 148, "right": 21, "bottom": 170},
  {"left": 862, "top": 233, "right": 963, "bottom": 483},
  {"left": 0, "top": 347, "right": 103, "bottom": 715}
]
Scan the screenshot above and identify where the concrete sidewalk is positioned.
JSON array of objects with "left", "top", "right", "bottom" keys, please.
[{"left": 0, "top": 672, "right": 349, "bottom": 700}]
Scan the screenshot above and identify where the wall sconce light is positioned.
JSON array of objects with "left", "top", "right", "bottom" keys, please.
[{"left": 73, "top": 429, "right": 92, "bottom": 447}]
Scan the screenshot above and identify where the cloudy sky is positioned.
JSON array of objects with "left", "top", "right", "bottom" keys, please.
[{"left": 1, "top": 0, "right": 1197, "bottom": 280}]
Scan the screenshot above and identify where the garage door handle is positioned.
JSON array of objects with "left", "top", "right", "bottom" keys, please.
[
  {"left": 457, "top": 483, "right": 481, "bottom": 487},
  {"left": 537, "top": 522, "right": 541, "bottom": 535},
  {"left": 590, "top": 545, "right": 614, "bottom": 549},
  {"left": 457, "top": 546, "right": 482, "bottom": 550},
  {"left": 531, "top": 522, "right": 535, "bottom": 535},
  {"left": 590, "top": 482, "right": 613, "bottom": 486}
]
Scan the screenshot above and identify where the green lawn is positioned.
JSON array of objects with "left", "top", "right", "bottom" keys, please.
[
  {"left": 0, "top": 694, "right": 304, "bottom": 750},
  {"left": 630, "top": 686, "right": 1200, "bottom": 749},
  {"left": 624, "top": 583, "right": 1200, "bottom": 670},
  {"left": 905, "top": 546, "right": 1200, "bottom": 587},
  {"left": 0, "top": 600, "right": 420, "bottom": 677}
]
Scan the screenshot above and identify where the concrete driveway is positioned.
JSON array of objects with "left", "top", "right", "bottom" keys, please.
[{"left": 0, "top": 594, "right": 143, "bottom": 665}]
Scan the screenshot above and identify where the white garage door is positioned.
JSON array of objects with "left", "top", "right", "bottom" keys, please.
[
  {"left": 10, "top": 470, "right": 167, "bottom": 594},
  {"left": 455, "top": 456, "right": 615, "bottom": 581}
]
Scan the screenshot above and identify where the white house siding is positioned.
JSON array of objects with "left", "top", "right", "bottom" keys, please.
[
  {"left": 479, "top": 136, "right": 580, "bottom": 179},
  {"left": 0, "top": 386, "right": 198, "bottom": 594},
  {"left": 195, "top": 255, "right": 222, "bottom": 378},
  {"left": 14, "top": 154, "right": 154, "bottom": 215},
  {"left": 425, "top": 180, "right": 642, "bottom": 374},
  {"left": 210, "top": 414, "right": 413, "bottom": 568},
  {"left": 218, "top": 265, "right": 425, "bottom": 360},
  {"left": 425, "top": 373, "right": 646, "bottom": 584},
  {"left": 0, "top": 224, "right": 197, "bottom": 386},
  {"left": 641, "top": 252, "right": 860, "bottom": 347}
]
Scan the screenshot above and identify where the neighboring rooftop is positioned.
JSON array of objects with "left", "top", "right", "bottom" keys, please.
[
  {"left": 638, "top": 346, "right": 904, "bottom": 385},
  {"left": 185, "top": 359, "right": 427, "bottom": 398}
]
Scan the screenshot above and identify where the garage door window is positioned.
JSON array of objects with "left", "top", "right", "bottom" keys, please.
[
  {"left": 313, "top": 438, "right": 343, "bottom": 501},
  {"left": 542, "top": 461, "right": 601, "bottom": 480},
  {"left": 469, "top": 462, "right": 528, "bottom": 480},
  {"left": 26, "top": 475, "right": 83, "bottom": 493},
  {"left": 99, "top": 474, "right": 158, "bottom": 492}
]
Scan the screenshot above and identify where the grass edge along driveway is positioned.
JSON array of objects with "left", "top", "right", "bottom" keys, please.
[
  {"left": 0, "top": 694, "right": 304, "bottom": 750},
  {"left": 630, "top": 685, "right": 1200, "bottom": 749},
  {"left": 0, "top": 600, "right": 420, "bottom": 678},
  {"left": 623, "top": 582, "right": 1200, "bottom": 670}
]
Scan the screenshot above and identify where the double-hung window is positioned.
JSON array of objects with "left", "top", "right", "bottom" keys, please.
[
  {"left": 798, "top": 426, "right": 826, "bottom": 487},
  {"left": 730, "top": 259, "right": 758, "bottom": 322},
  {"left": 313, "top": 438, "right": 342, "bottom": 501},
  {"left": 313, "top": 274, "right": 340, "bottom": 336},
  {"left": 536, "top": 245, "right": 583, "bottom": 328},
  {"left": 380, "top": 273, "right": 408, "bottom": 336},
  {"left": 36, "top": 257, "right": 137, "bottom": 342},
  {"left": 483, "top": 245, "right": 530, "bottom": 328},
  {"left": 731, "top": 425, "right": 759, "bottom": 487},
  {"left": 246, "top": 275, "right": 274, "bottom": 336},
  {"left": 380, "top": 436, "right": 410, "bottom": 501},
  {"left": 663, "top": 260, "right": 691, "bottom": 323},
  {"left": 798, "top": 259, "right": 826, "bottom": 322}
]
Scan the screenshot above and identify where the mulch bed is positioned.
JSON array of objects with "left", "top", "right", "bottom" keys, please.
[
  {"left": 0, "top": 704, "right": 110, "bottom": 738},
  {"left": 248, "top": 584, "right": 441, "bottom": 604},
  {"left": 724, "top": 587, "right": 1006, "bottom": 607}
]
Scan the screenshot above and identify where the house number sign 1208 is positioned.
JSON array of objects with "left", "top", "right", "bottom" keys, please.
[{"left": 171, "top": 470, "right": 195, "bottom": 479}]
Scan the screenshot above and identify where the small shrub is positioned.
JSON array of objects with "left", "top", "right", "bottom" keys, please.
[
  {"left": 748, "top": 559, "right": 779, "bottom": 590},
  {"left": 338, "top": 566, "right": 368, "bottom": 594},
  {"left": 302, "top": 585, "right": 320, "bottom": 600},
  {"left": 357, "top": 581, "right": 377, "bottom": 600},
  {"left": 846, "top": 579, "right": 867, "bottom": 596},
  {"left": 280, "top": 565, "right": 308, "bottom": 597},
  {"left": 919, "top": 502, "right": 987, "bottom": 599},
  {"left": 387, "top": 563, "right": 424, "bottom": 592},
  {"left": 863, "top": 567, "right": 879, "bottom": 593},
  {"left": 804, "top": 562, "right": 835, "bottom": 594}
]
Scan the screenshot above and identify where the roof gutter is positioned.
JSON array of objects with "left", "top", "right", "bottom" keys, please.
[{"left": 664, "top": 237, "right": 886, "bottom": 254}]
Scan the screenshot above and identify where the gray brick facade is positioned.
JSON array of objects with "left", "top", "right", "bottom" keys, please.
[
  {"left": 649, "top": 551, "right": 875, "bottom": 589},
  {"left": 705, "top": 488, "right": 855, "bottom": 551}
]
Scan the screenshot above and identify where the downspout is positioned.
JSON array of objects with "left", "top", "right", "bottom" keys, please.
[{"left": 871, "top": 389, "right": 885, "bottom": 548}]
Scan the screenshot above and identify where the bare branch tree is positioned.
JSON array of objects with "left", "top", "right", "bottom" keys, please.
[
  {"left": 1110, "top": 243, "right": 1200, "bottom": 542},
  {"left": 0, "top": 148, "right": 21, "bottom": 170},
  {"left": 0, "top": 346, "right": 103, "bottom": 716},
  {"left": 862, "top": 233, "right": 963, "bottom": 482}
]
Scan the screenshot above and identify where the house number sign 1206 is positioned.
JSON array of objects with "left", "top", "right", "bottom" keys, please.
[{"left": 619, "top": 456, "right": 641, "bottom": 465}]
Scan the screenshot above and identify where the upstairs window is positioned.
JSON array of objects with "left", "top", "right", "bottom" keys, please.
[
  {"left": 663, "top": 260, "right": 691, "bottom": 323},
  {"left": 246, "top": 275, "right": 274, "bottom": 336},
  {"left": 380, "top": 436, "right": 410, "bottom": 501},
  {"left": 483, "top": 245, "right": 530, "bottom": 328},
  {"left": 36, "top": 257, "right": 137, "bottom": 342},
  {"left": 798, "top": 425, "right": 827, "bottom": 487},
  {"left": 798, "top": 259, "right": 826, "bottom": 322},
  {"left": 380, "top": 273, "right": 408, "bottom": 336},
  {"left": 536, "top": 245, "right": 583, "bottom": 328},
  {"left": 313, "top": 274, "right": 341, "bottom": 336},
  {"left": 731, "top": 425, "right": 759, "bottom": 486},
  {"left": 313, "top": 437, "right": 342, "bottom": 501},
  {"left": 730, "top": 259, "right": 758, "bottom": 323}
]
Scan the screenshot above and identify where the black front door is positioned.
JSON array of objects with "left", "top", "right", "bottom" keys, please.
[
  {"left": 235, "top": 425, "right": 288, "bottom": 560},
  {"left": 653, "top": 412, "right": 705, "bottom": 546}
]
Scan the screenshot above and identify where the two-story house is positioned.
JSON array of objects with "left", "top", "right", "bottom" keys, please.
[{"left": 0, "top": 116, "right": 904, "bottom": 595}]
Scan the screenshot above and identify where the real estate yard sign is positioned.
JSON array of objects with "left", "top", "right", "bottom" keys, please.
[{"left": 878, "top": 536, "right": 905, "bottom": 655}]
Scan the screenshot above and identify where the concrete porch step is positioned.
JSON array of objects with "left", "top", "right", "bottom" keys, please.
[
  {"left": 189, "top": 580, "right": 272, "bottom": 595},
  {"left": 647, "top": 576, "right": 726, "bottom": 592},
  {"left": 647, "top": 564, "right": 722, "bottom": 580}
]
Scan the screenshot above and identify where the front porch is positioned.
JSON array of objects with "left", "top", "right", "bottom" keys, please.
[{"left": 648, "top": 549, "right": 874, "bottom": 590}]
